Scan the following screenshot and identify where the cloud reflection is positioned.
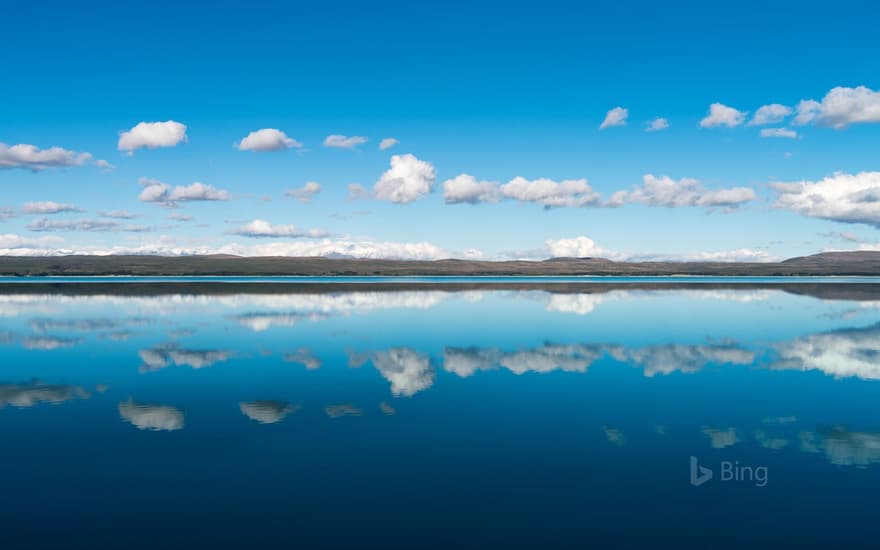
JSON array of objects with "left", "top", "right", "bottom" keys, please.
[
  {"left": 0, "top": 380, "right": 90, "bottom": 408},
  {"left": 240, "top": 400, "right": 299, "bottom": 424},
  {"left": 118, "top": 399, "right": 185, "bottom": 431},
  {"left": 139, "top": 345, "right": 233, "bottom": 372}
]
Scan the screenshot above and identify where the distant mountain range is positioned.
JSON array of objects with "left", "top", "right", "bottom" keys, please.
[{"left": 0, "top": 251, "right": 878, "bottom": 276}]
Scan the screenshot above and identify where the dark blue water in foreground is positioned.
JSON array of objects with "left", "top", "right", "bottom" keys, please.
[{"left": 2, "top": 285, "right": 879, "bottom": 548}]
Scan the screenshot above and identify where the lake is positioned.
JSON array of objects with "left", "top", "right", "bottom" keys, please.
[{"left": 2, "top": 281, "right": 879, "bottom": 548}]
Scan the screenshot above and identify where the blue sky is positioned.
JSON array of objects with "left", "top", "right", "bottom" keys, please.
[{"left": 2, "top": 0, "right": 880, "bottom": 260}]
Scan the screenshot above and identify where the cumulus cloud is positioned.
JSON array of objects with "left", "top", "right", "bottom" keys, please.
[
  {"left": 443, "top": 174, "right": 600, "bottom": 208},
  {"left": 443, "top": 174, "right": 501, "bottom": 204},
  {"left": 0, "top": 142, "right": 92, "bottom": 171},
  {"left": 118, "top": 399, "right": 184, "bottom": 431},
  {"left": 284, "top": 181, "right": 321, "bottom": 203},
  {"left": 27, "top": 218, "right": 151, "bottom": 233},
  {"left": 646, "top": 117, "right": 669, "bottom": 132},
  {"left": 95, "top": 159, "right": 115, "bottom": 172},
  {"left": 240, "top": 400, "right": 298, "bottom": 424},
  {"left": 118, "top": 120, "right": 187, "bottom": 153},
  {"left": 793, "top": 86, "right": 880, "bottom": 129},
  {"left": 0, "top": 381, "right": 90, "bottom": 408},
  {"left": 546, "top": 236, "right": 610, "bottom": 258},
  {"left": 500, "top": 176, "right": 600, "bottom": 208},
  {"left": 228, "top": 219, "right": 328, "bottom": 238},
  {"left": 699, "top": 103, "right": 746, "bottom": 128},
  {"left": 373, "top": 154, "right": 436, "bottom": 203},
  {"left": 323, "top": 134, "right": 367, "bottom": 149},
  {"left": 379, "top": 137, "right": 399, "bottom": 150},
  {"left": 138, "top": 177, "right": 229, "bottom": 206},
  {"left": 608, "top": 174, "right": 756, "bottom": 209},
  {"left": 772, "top": 171, "right": 880, "bottom": 226},
  {"left": 23, "top": 201, "right": 83, "bottom": 215},
  {"left": 760, "top": 128, "right": 798, "bottom": 139},
  {"left": 599, "top": 107, "right": 628, "bottom": 129},
  {"left": 237, "top": 128, "right": 302, "bottom": 151},
  {"left": 748, "top": 104, "right": 793, "bottom": 126}
]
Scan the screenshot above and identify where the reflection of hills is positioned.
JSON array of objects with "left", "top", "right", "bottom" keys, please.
[{"left": 2, "top": 282, "right": 879, "bottom": 305}]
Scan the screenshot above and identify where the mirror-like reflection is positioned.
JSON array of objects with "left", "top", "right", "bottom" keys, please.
[{"left": 2, "top": 284, "right": 880, "bottom": 546}]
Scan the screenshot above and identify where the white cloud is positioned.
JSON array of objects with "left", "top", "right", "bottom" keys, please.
[
  {"left": 99, "top": 210, "right": 136, "bottom": 219},
  {"left": 699, "top": 103, "right": 746, "bottom": 128},
  {"left": 772, "top": 171, "right": 880, "bottom": 226},
  {"left": 609, "top": 174, "right": 756, "bottom": 208},
  {"left": 599, "top": 106, "right": 628, "bottom": 129},
  {"left": 443, "top": 174, "right": 600, "bottom": 208},
  {"left": 167, "top": 212, "right": 193, "bottom": 222},
  {"left": 500, "top": 176, "right": 600, "bottom": 208},
  {"left": 546, "top": 236, "right": 609, "bottom": 258},
  {"left": 373, "top": 154, "right": 436, "bottom": 203},
  {"left": 379, "top": 137, "right": 399, "bottom": 150},
  {"left": 323, "top": 134, "right": 367, "bottom": 149},
  {"left": 646, "top": 117, "right": 669, "bottom": 132},
  {"left": 284, "top": 181, "right": 321, "bottom": 203},
  {"left": 686, "top": 248, "right": 774, "bottom": 262},
  {"left": 794, "top": 86, "right": 880, "bottom": 129},
  {"left": 0, "top": 233, "right": 63, "bottom": 255},
  {"left": 118, "top": 399, "right": 184, "bottom": 431},
  {"left": 236, "top": 128, "right": 302, "bottom": 151},
  {"left": 229, "top": 219, "right": 328, "bottom": 238},
  {"left": 748, "top": 103, "right": 793, "bottom": 126},
  {"left": 760, "top": 128, "right": 798, "bottom": 139},
  {"left": 442, "top": 174, "right": 501, "bottom": 204},
  {"left": 138, "top": 177, "right": 229, "bottom": 206},
  {"left": 118, "top": 120, "right": 187, "bottom": 153},
  {"left": 27, "top": 218, "right": 151, "bottom": 232},
  {"left": 95, "top": 159, "right": 115, "bottom": 172},
  {"left": 23, "top": 201, "right": 83, "bottom": 214},
  {"left": 0, "top": 142, "right": 92, "bottom": 171},
  {"left": 346, "top": 183, "right": 371, "bottom": 201}
]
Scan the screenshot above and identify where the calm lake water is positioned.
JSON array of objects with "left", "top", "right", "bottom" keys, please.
[{"left": 2, "top": 283, "right": 879, "bottom": 548}]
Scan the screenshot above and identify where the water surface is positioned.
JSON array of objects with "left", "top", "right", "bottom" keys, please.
[{"left": 2, "top": 284, "right": 879, "bottom": 548}]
